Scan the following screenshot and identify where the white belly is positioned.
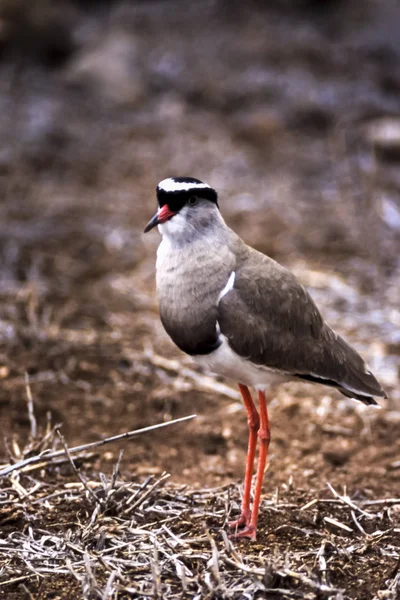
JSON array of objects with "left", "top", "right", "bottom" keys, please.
[{"left": 194, "top": 335, "right": 291, "bottom": 390}]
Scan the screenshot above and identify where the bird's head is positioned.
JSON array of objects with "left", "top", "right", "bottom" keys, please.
[{"left": 144, "top": 177, "right": 219, "bottom": 239}]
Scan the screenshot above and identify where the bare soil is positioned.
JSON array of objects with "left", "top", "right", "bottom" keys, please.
[{"left": 0, "top": 1, "right": 399, "bottom": 599}]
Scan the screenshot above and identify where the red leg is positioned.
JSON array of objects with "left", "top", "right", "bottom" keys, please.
[
  {"left": 229, "top": 384, "right": 260, "bottom": 530},
  {"left": 230, "top": 390, "right": 271, "bottom": 540}
]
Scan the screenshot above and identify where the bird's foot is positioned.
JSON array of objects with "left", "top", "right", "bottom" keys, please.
[
  {"left": 228, "top": 510, "right": 257, "bottom": 540},
  {"left": 229, "top": 524, "right": 257, "bottom": 541},
  {"left": 228, "top": 509, "right": 251, "bottom": 530}
]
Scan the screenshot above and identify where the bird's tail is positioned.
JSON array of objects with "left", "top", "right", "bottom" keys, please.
[
  {"left": 324, "top": 332, "right": 387, "bottom": 405},
  {"left": 300, "top": 328, "right": 388, "bottom": 406}
]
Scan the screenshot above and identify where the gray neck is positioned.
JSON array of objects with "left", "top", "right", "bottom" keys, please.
[{"left": 155, "top": 204, "right": 236, "bottom": 355}]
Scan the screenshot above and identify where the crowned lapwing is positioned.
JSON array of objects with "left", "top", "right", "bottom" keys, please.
[{"left": 144, "top": 177, "right": 386, "bottom": 540}]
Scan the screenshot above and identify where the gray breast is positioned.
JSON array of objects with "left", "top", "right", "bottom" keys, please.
[{"left": 156, "top": 238, "right": 234, "bottom": 356}]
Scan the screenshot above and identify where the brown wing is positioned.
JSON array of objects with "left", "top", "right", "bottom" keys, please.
[
  {"left": 218, "top": 249, "right": 386, "bottom": 404},
  {"left": 217, "top": 252, "right": 325, "bottom": 371}
]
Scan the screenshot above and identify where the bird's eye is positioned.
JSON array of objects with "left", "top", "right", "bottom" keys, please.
[{"left": 188, "top": 196, "right": 198, "bottom": 206}]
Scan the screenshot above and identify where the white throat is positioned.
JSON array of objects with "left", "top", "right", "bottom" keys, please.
[{"left": 157, "top": 211, "right": 189, "bottom": 241}]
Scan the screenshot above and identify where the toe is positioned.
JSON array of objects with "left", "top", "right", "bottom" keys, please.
[
  {"left": 228, "top": 510, "right": 251, "bottom": 529},
  {"left": 229, "top": 525, "right": 257, "bottom": 541}
]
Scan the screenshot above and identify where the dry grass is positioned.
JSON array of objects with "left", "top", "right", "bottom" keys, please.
[{"left": 1, "top": 383, "right": 399, "bottom": 600}]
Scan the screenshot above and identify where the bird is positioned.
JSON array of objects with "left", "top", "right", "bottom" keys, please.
[{"left": 144, "top": 176, "right": 387, "bottom": 540}]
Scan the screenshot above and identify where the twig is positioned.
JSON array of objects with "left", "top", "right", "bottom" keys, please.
[
  {"left": 351, "top": 510, "right": 369, "bottom": 536},
  {"left": 19, "top": 584, "right": 35, "bottom": 600},
  {"left": 0, "top": 574, "right": 39, "bottom": 587},
  {"left": 362, "top": 498, "right": 400, "bottom": 507},
  {"left": 0, "top": 415, "right": 196, "bottom": 477},
  {"left": 222, "top": 556, "right": 341, "bottom": 594},
  {"left": 25, "top": 373, "right": 37, "bottom": 440},
  {"left": 57, "top": 431, "right": 102, "bottom": 507},
  {"left": 122, "top": 472, "right": 171, "bottom": 514},
  {"left": 317, "top": 541, "right": 327, "bottom": 586},
  {"left": 102, "top": 570, "right": 118, "bottom": 600},
  {"left": 151, "top": 538, "right": 162, "bottom": 599},
  {"left": 109, "top": 451, "right": 124, "bottom": 494},
  {"left": 326, "top": 482, "right": 375, "bottom": 518},
  {"left": 277, "top": 568, "right": 342, "bottom": 595},
  {"left": 324, "top": 516, "right": 353, "bottom": 533},
  {"left": 206, "top": 531, "right": 221, "bottom": 587}
]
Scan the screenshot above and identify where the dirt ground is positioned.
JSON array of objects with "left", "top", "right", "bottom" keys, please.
[{"left": 0, "top": 1, "right": 399, "bottom": 598}]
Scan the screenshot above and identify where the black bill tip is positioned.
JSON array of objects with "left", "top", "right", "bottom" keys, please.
[{"left": 144, "top": 213, "right": 159, "bottom": 233}]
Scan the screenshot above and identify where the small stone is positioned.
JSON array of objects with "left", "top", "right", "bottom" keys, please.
[
  {"left": 0, "top": 366, "right": 9, "bottom": 379},
  {"left": 365, "top": 117, "right": 400, "bottom": 160},
  {"left": 323, "top": 448, "right": 350, "bottom": 466}
]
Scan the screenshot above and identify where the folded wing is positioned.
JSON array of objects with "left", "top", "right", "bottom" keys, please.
[{"left": 217, "top": 252, "right": 386, "bottom": 405}]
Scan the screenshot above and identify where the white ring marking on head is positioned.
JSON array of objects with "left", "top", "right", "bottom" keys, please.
[
  {"left": 158, "top": 178, "right": 211, "bottom": 193},
  {"left": 218, "top": 271, "right": 236, "bottom": 303}
]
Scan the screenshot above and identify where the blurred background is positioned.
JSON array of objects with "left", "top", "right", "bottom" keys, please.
[{"left": 0, "top": 0, "right": 399, "bottom": 478}]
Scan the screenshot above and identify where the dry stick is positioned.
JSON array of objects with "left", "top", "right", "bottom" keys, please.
[
  {"left": 351, "top": 510, "right": 369, "bottom": 536},
  {"left": 206, "top": 531, "right": 221, "bottom": 588},
  {"left": 102, "top": 570, "right": 118, "bottom": 600},
  {"left": 278, "top": 568, "right": 341, "bottom": 594},
  {"left": 104, "top": 450, "right": 124, "bottom": 505},
  {"left": 0, "top": 574, "right": 39, "bottom": 588},
  {"left": 317, "top": 540, "right": 327, "bottom": 587},
  {"left": 151, "top": 538, "right": 162, "bottom": 600},
  {"left": 0, "top": 414, "right": 197, "bottom": 477},
  {"left": 122, "top": 472, "right": 171, "bottom": 514},
  {"left": 19, "top": 584, "right": 35, "bottom": 600},
  {"left": 25, "top": 372, "right": 37, "bottom": 440},
  {"left": 362, "top": 498, "right": 400, "bottom": 507},
  {"left": 324, "top": 516, "right": 353, "bottom": 533},
  {"left": 221, "top": 556, "right": 341, "bottom": 594},
  {"left": 326, "top": 482, "right": 375, "bottom": 518},
  {"left": 57, "top": 431, "right": 102, "bottom": 507}
]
